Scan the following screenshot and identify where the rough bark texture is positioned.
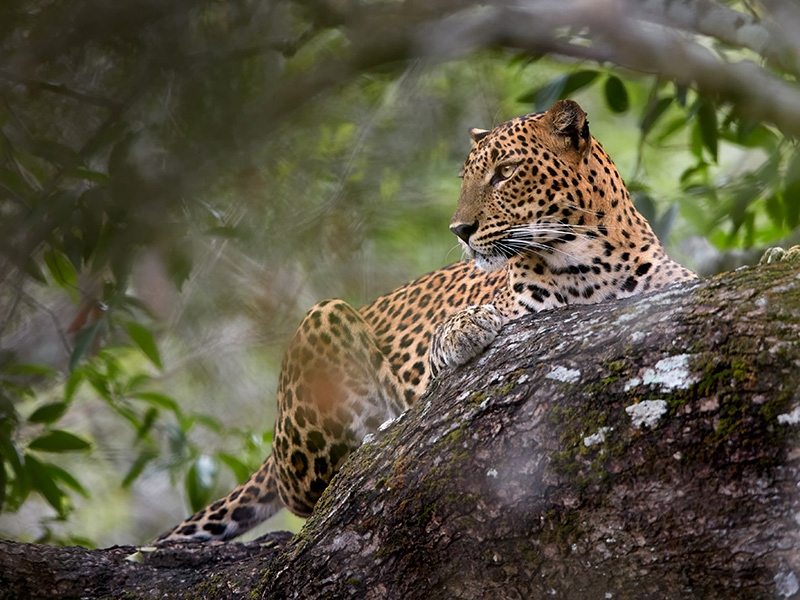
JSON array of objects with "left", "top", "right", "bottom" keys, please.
[{"left": 2, "top": 261, "right": 800, "bottom": 599}]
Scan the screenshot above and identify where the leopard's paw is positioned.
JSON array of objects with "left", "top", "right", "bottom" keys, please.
[
  {"left": 429, "top": 304, "right": 504, "bottom": 376},
  {"left": 759, "top": 245, "right": 800, "bottom": 265}
]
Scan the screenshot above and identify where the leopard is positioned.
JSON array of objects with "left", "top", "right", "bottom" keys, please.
[{"left": 156, "top": 99, "right": 698, "bottom": 542}]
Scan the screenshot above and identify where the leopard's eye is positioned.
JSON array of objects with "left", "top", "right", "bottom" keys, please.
[
  {"left": 498, "top": 164, "right": 516, "bottom": 179},
  {"left": 490, "top": 163, "right": 518, "bottom": 186}
]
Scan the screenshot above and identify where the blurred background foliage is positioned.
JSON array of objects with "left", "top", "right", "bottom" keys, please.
[{"left": 1, "top": 0, "right": 799, "bottom": 546}]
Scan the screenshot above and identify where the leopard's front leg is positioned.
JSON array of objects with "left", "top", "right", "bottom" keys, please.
[{"left": 429, "top": 304, "right": 505, "bottom": 377}]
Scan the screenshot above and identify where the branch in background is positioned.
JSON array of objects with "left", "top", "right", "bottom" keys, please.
[
  {"left": 635, "top": 0, "right": 799, "bottom": 73},
  {"left": 413, "top": 1, "right": 800, "bottom": 135},
  {"left": 762, "top": 0, "right": 800, "bottom": 64},
  {"left": 0, "top": 69, "right": 122, "bottom": 110}
]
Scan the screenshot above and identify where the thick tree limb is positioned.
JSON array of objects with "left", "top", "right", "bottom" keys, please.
[
  {"left": 636, "top": 0, "right": 795, "bottom": 71},
  {"left": 2, "top": 261, "right": 800, "bottom": 599},
  {"left": 419, "top": 1, "right": 800, "bottom": 135}
]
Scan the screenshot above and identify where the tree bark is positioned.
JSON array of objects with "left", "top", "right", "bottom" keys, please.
[{"left": 2, "top": 261, "right": 800, "bottom": 599}]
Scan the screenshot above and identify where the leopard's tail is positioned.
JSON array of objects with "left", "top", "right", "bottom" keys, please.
[{"left": 154, "top": 455, "right": 284, "bottom": 542}]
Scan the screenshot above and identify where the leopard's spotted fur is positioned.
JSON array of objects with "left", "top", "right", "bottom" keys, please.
[{"left": 157, "top": 100, "right": 696, "bottom": 542}]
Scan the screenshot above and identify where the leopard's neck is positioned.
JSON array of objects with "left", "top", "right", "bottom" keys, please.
[{"left": 493, "top": 223, "right": 694, "bottom": 319}]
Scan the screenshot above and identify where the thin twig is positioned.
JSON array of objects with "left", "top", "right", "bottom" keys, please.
[{"left": 0, "top": 69, "right": 123, "bottom": 110}]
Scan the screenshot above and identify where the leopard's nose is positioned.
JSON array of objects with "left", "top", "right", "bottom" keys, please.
[{"left": 450, "top": 221, "right": 479, "bottom": 243}]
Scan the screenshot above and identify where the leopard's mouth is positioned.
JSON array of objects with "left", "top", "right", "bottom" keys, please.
[
  {"left": 470, "top": 226, "right": 568, "bottom": 271},
  {"left": 460, "top": 241, "right": 510, "bottom": 272}
]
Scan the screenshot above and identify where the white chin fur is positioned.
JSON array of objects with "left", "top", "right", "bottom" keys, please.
[
  {"left": 460, "top": 241, "right": 508, "bottom": 272},
  {"left": 474, "top": 253, "right": 508, "bottom": 272}
]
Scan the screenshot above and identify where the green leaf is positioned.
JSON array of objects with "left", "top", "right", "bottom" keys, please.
[
  {"left": 674, "top": 83, "right": 689, "bottom": 107},
  {"left": 632, "top": 191, "right": 658, "bottom": 224},
  {"left": 689, "top": 121, "right": 704, "bottom": 160},
  {"left": 205, "top": 226, "right": 244, "bottom": 239},
  {"left": 218, "top": 453, "right": 252, "bottom": 483},
  {"left": 119, "top": 295, "right": 155, "bottom": 316},
  {"left": 78, "top": 187, "right": 107, "bottom": 263},
  {"left": 722, "top": 178, "right": 761, "bottom": 245},
  {"left": 519, "top": 70, "right": 600, "bottom": 111},
  {"left": 23, "top": 258, "right": 47, "bottom": 284},
  {"left": 696, "top": 99, "right": 719, "bottom": 162},
  {"left": 0, "top": 432, "right": 28, "bottom": 508},
  {"left": 783, "top": 150, "right": 800, "bottom": 228},
  {"left": 62, "top": 232, "right": 84, "bottom": 274},
  {"left": 134, "top": 392, "right": 181, "bottom": 415},
  {"left": 192, "top": 413, "right": 224, "bottom": 434},
  {"left": 654, "top": 203, "right": 678, "bottom": 242},
  {"left": 4, "top": 362, "right": 57, "bottom": 378},
  {"left": 0, "top": 164, "right": 35, "bottom": 199},
  {"left": 679, "top": 163, "right": 703, "bottom": 186},
  {"left": 604, "top": 76, "right": 629, "bottom": 113},
  {"left": 29, "top": 139, "right": 84, "bottom": 170},
  {"left": 64, "top": 368, "right": 84, "bottom": 401},
  {"left": 124, "top": 321, "right": 162, "bottom": 369},
  {"left": 124, "top": 373, "right": 152, "bottom": 393},
  {"left": 43, "top": 248, "right": 78, "bottom": 291},
  {"left": 29, "top": 430, "right": 91, "bottom": 453},
  {"left": 640, "top": 96, "right": 673, "bottom": 137},
  {"left": 186, "top": 455, "right": 218, "bottom": 512},
  {"left": 0, "top": 433, "right": 25, "bottom": 479},
  {"left": 0, "top": 390, "right": 18, "bottom": 424},
  {"left": 136, "top": 407, "right": 158, "bottom": 440},
  {"left": 165, "top": 423, "right": 189, "bottom": 455},
  {"left": 71, "top": 166, "right": 110, "bottom": 185},
  {"left": 785, "top": 190, "right": 800, "bottom": 229},
  {"left": 28, "top": 402, "right": 68, "bottom": 424},
  {"left": 25, "top": 454, "right": 65, "bottom": 515},
  {"left": 122, "top": 449, "right": 157, "bottom": 488},
  {"left": 47, "top": 464, "right": 88, "bottom": 497},
  {"left": 69, "top": 322, "right": 102, "bottom": 372},
  {"left": 733, "top": 122, "right": 778, "bottom": 151},
  {"left": 0, "top": 456, "right": 7, "bottom": 512},
  {"left": 764, "top": 194, "right": 783, "bottom": 228},
  {"left": 379, "top": 169, "right": 400, "bottom": 202},
  {"left": 559, "top": 70, "right": 600, "bottom": 97},
  {"left": 165, "top": 245, "right": 193, "bottom": 291}
]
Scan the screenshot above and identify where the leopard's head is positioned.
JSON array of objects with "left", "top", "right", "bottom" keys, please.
[{"left": 452, "top": 99, "right": 621, "bottom": 272}]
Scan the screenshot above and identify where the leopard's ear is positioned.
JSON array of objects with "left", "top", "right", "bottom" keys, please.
[
  {"left": 545, "top": 100, "right": 590, "bottom": 153},
  {"left": 469, "top": 127, "right": 490, "bottom": 147}
]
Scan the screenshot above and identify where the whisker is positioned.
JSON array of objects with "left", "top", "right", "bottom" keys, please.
[
  {"left": 505, "top": 222, "right": 599, "bottom": 233},
  {"left": 504, "top": 226, "right": 595, "bottom": 243},
  {"left": 505, "top": 218, "right": 626, "bottom": 235},
  {"left": 492, "top": 236, "right": 584, "bottom": 264},
  {"left": 515, "top": 241, "right": 583, "bottom": 262},
  {"left": 477, "top": 215, "right": 625, "bottom": 266},
  {"left": 445, "top": 243, "right": 464, "bottom": 262}
]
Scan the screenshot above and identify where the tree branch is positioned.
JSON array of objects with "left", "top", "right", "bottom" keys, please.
[
  {"left": 414, "top": 1, "right": 800, "bottom": 135},
  {"left": 2, "top": 261, "right": 799, "bottom": 599},
  {"left": 0, "top": 69, "right": 122, "bottom": 109},
  {"left": 635, "top": 0, "right": 797, "bottom": 73}
]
